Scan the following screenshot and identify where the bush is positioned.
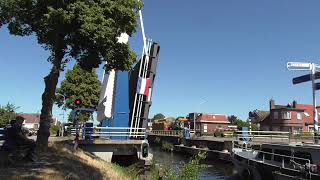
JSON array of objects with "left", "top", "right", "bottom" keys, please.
[
  {"left": 50, "top": 125, "right": 60, "bottom": 135},
  {"left": 151, "top": 151, "right": 207, "bottom": 180},
  {"left": 155, "top": 137, "right": 161, "bottom": 144},
  {"left": 161, "top": 141, "right": 174, "bottom": 152}
]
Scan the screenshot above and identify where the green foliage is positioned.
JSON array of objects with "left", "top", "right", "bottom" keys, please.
[
  {"left": 228, "top": 115, "right": 237, "bottom": 124},
  {"left": 0, "top": 0, "right": 142, "bottom": 147},
  {"left": 161, "top": 141, "right": 174, "bottom": 152},
  {"left": 56, "top": 64, "right": 100, "bottom": 123},
  {"left": 154, "top": 137, "right": 161, "bottom": 144},
  {"left": 111, "top": 163, "right": 139, "bottom": 180},
  {"left": 50, "top": 124, "right": 60, "bottom": 135},
  {"left": 0, "top": 103, "right": 18, "bottom": 127},
  {"left": 179, "top": 151, "right": 207, "bottom": 179},
  {"left": 0, "top": 0, "right": 141, "bottom": 70},
  {"left": 151, "top": 113, "right": 165, "bottom": 121},
  {"left": 151, "top": 151, "right": 207, "bottom": 180}
]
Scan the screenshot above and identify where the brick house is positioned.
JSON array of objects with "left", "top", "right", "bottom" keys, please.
[
  {"left": 188, "top": 113, "right": 230, "bottom": 135},
  {"left": 249, "top": 99, "right": 320, "bottom": 133},
  {"left": 18, "top": 113, "right": 60, "bottom": 130}
]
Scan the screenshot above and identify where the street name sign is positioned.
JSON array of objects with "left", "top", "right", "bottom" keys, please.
[
  {"left": 292, "top": 72, "right": 320, "bottom": 84},
  {"left": 316, "top": 83, "right": 320, "bottom": 90},
  {"left": 287, "top": 62, "right": 312, "bottom": 70}
]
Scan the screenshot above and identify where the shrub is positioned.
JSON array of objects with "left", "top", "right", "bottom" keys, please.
[
  {"left": 161, "top": 141, "right": 174, "bottom": 152},
  {"left": 50, "top": 125, "right": 60, "bottom": 135}
]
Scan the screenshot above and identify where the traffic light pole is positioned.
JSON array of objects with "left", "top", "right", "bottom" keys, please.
[{"left": 311, "top": 64, "right": 319, "bottom": 143}]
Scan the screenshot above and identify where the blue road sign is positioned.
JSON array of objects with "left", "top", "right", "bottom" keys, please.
[
  {"left": 292, "top": 72, "right": 320, "bottom": 85},
  {"left": 315, "top": 83, "right": 320, "bottom": 90}
]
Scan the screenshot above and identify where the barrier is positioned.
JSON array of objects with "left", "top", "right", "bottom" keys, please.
[
  {"left": 67, "top": 126, "right": 147, "bottom": 139},
  {"left": 149, "top": 130, "right": 183, "bottom": 137}
]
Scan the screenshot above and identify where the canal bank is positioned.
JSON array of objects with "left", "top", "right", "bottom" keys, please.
[
  {"left": 148, "top": 134, "right": 234, "bottom": 161},
  {"left": 149, "top": 145, "right": 234, "bottom": 179}
]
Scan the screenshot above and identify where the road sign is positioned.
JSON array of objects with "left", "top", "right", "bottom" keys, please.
[
  {"left": 287, "top": 62, "right": 312, "bottom": 70},
  {"left": 315, "top": 83, "right": 320, "bottom": 90},
  {"left": 292, "top": 72, "right": 320, "bottom": 84}
]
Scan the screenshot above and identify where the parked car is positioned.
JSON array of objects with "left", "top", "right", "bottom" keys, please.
[{"left": 21, "top": 127, "right": 35, "bottom": 136}]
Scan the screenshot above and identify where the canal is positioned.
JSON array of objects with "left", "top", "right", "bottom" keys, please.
[{"left": 149, "top": 146, "right": 234, "bottom": 180}]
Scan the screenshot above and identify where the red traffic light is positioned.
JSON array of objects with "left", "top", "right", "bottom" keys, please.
[{"left": 75, "top": 99, "right": 82, "bottom": 106}]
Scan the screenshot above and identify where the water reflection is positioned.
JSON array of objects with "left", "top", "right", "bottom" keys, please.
[{"left": 149, "top": 146, "right": 234, "bottom": 180}]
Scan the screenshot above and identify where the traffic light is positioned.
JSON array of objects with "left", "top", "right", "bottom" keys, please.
[
  {"left": 141, "top": 142, "right": 149, "bottom": 158},
  {"left": 75, "top": 99, "right": 82, "bottom": 106}
]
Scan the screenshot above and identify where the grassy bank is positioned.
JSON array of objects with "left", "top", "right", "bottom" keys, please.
[{"left": 0, "top": 142, "right": 133, "bottom": 180}]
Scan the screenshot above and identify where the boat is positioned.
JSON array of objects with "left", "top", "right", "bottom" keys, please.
[{"left": 232, "top": 142, "right": 320, "bottom": 180}]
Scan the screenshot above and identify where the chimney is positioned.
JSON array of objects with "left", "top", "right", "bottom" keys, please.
[
  {"left": 293, "top": 100, "right": 297, "bottom": 108},
  {"left": 270, "top": 99, "right": 275, "bottom": 110}
]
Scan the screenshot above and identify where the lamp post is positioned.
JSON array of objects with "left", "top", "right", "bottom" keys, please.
[
  {"left": 194, "top": 98, "right": 207, "bottom": 133},
  {"left": 56, "top": 93, "right": 66, "bottom": 123}
]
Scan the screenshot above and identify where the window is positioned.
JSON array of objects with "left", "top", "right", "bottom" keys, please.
[
  {"left": 281, "top": 112, "right": 291, "bottom": 119},
  {"left": 297, "top": 113, "right": 302, "bottom": 120},
  {"left": 203, "top": 124, "right": 207, "bottom": 133},
  {"left": 273, "top": 112, "right": 279, "bottom": 119}
]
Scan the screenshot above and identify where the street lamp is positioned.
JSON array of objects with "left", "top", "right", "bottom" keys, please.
[
  {"left": 194, "top": 98, "right": 207, "bottom": 133},
  {"left": 56, "top": 93, "right": 66, "bottom": 123}
]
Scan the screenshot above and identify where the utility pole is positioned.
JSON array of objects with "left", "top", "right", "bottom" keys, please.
[{"left": 287, "top": 62, "right": 319, "bottom": 143}]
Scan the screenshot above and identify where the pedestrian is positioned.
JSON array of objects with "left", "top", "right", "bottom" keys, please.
[{"left": 73, "top": 133, "right": 79, "bottom": 150}]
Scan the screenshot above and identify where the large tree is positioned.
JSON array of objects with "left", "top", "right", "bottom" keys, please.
[
  {"left": 0, "top": 0, "right": 141, "bottom": 149},
  {"left": 56, "top": 64, "right": 101, "bottom": 122}
]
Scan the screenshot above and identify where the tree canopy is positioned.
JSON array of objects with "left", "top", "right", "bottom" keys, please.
[
  {"left": 56, "top": 64, "right": 101, "bottom": 122},
  {"left": 151, "top": 113, "right": 165, "bottom": 121},
  {"left": 56, "top": 64, "right": 101, "bottom": 110},
  {"left": 227, "top": 115, "right": 238, "bottom": 124},
  {"left": 0, "top": 0, "right": 142, "bottom": 149},
  {"left": 0, "top": 103, "right": 18, "bottom": 127}
]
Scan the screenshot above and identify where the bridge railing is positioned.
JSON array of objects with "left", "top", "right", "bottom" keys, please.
[
  {"left": 67, "top": 126, "right": 147, "bottom": 138},
  {"left": 235, "top": 130, "right": 320, "bottom": 143},
  {"left": 149, "top": 130, "right": 183, "bottom": 137}
]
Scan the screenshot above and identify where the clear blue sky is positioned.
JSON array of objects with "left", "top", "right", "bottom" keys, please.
[{"left": 1, "top": 0, "right": 320, "bottom": 121}]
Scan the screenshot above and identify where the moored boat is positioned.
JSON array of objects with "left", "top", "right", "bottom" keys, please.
[{"left": 232, "top": 142, "right": 320, "bottom": 180}]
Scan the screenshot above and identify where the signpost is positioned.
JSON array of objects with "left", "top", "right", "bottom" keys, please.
[
  {"left": 287, "top": 62, "right": 312, "bottom": 70},
  {"left": 287, "top": 62, "right": 319, "bottom": 143},
  {"left": 292, "top": 72, "right": 320, "bottom": 84}
]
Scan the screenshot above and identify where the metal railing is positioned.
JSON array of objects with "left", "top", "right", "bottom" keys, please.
[
  {"left": 149, "top": 130, "right": 183, "bottom": 137},
  {"left": 235, "top": 130, "right": 320, "bottom": 144},
  {"left": 233, "top": 142, "right": 314, "bottom": 177},
  {"left": 67, "top": 126, "right": 147, "bottom": 138}
]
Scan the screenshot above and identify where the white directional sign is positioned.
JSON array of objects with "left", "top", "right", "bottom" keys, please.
[{"left": 287, "top": 62, "right": 312, "bottom": 70}]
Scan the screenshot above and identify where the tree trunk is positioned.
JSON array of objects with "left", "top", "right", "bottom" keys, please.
[{"left": 36, "top": 40, "right": 64, "bottom": 150}]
